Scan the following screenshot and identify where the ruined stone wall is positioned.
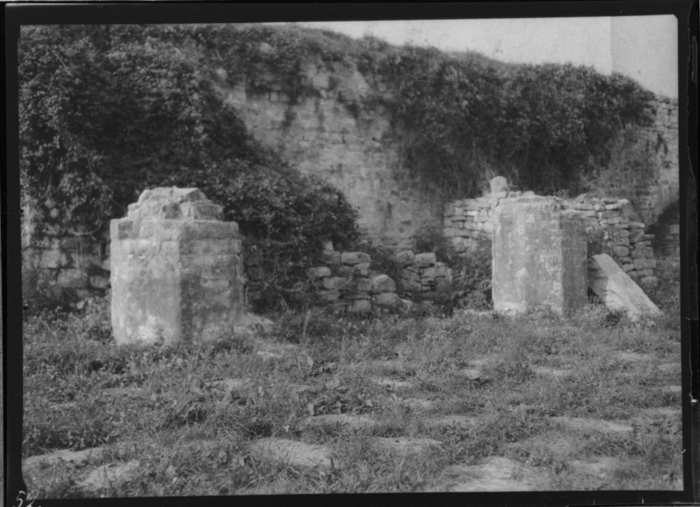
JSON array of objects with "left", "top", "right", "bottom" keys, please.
[
  {"left": 211, "top": 59, "right": 444, "bottom": 252},
  {"left": 611, "top": 96, "right": 679, "bottom": 225},
  {"left": 444, "top": 192, "right": 658, "bottom": 286}
]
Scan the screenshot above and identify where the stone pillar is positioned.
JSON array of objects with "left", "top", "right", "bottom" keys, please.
[
  {"left": 492, "top": 196, "right": 587, "bottom": 317},
  {"left": 110, "top": 188, "right": 244, "bottom": 345}
]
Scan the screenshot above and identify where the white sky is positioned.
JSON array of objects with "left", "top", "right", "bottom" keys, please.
[{"left": 272, "top": 17, "right": 678, "bottom": 97}]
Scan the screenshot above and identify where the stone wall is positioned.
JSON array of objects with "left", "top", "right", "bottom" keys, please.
[
  {"left": 632, "top": 97, "right": 679, "bottom": 224},
  {"left": 305, "top": 247, "right": 408, "bottom": 314},
  {"left": 211, "top": 57, "right": 446, "bottom": 252},
  {"left": 395, "top": 251, "right": 452, "bottom": 295},
  {"left": 21, "top": 214, "right": 111, "bottom": 302},
  {"left": 443, "top": 191, "right": 658, "bottom": 286}
]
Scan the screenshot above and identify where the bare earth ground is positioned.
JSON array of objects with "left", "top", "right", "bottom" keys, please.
[{"left": 20, "top": 294, "right": 684, "bottom": 498}]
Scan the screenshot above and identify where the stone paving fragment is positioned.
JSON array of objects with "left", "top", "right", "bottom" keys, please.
[
  {"left": 300, "top": 414, "right": 378, "bottom": 432},
  {"left": 532, "top": 366, "right": 574, "bottom": 379},
  {"left": 422, "top": 415, "right": 476, "bottom": 430},
  {"left": 249, "top": 438, "right": 332, "bottom": 468},
  {"left": 76, "top": 460, "right": 141, "bottom": 492},
  {"left": 666, "top": 385, "right": 682, "bottom": 394},
  {"left": 397, "top": 398, "right": 435, "bottom": 411},
  {"left": 551, "top": 416, "right": 633, "bottom": 435},
  {"left": 568, "top": 457, "right": 619, "bottom": 478},
  {"left": 613, "top": 351, "right": 654, "bottom": 363},
  {"left": 374, "top": 437, "right": 442, "bottom": 456},
  {"left": 657, "top": 363, "right": 680, "bottom": 374},
  {"left": 438, "top": 457, "right": 542, "bottom": 492},
  {"left": 455, "top": 369, "right": 482, "bottom": 380},
  {"left": 24, "top": 447, "right": 106, "bottom": 469},
  {"left": 370, "top": 377, "right": 414, "bottom": 389}
]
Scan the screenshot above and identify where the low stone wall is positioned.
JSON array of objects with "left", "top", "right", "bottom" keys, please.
[
  {"left": 22, "top": 218, "right": 110, "bottom": 302},
  {"left": 306, "top": 248, "right": 406, "bottom": 314},
  {"left": 395, "top": 251, "right": 452, "bottom": 294},
  {"left": 443, "top": 190, "right": 658, "bottom": 286}
]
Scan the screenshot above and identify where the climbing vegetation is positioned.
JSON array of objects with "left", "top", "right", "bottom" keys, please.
[{"left": 19, "top": 24, "right": 360, "bottom": 310}]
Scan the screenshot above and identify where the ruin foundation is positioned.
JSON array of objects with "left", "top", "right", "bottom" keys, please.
[
  {"left": 110, "top": 188, "right": 245, "bottom": 345},
  {"left": 492, "top": 196, "right": 588, "bottom": 317}
]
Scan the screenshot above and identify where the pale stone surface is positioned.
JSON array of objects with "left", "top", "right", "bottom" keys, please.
[
  {"left": 439, "top": 457, "right": 541, "bottom": 492},
  {"left": 588, "top": 254, "right": 663, "bottom": 322},
  {"left": 371, "top": 377, "right": 414, "bottom": 389},
  {"left": 77, "top": 460, "right": 141, "bottom": 492},
  {"left": 110, "top": 188, "right": 244, "bottom": 346},
  {"left": 371, "top": 274, "right": 395, "bottom": 293},
  {"left": 249, "top": 438, "right": 332, "bottom": 468},
  {"left": 490, "top": 176, "right": 509, "bottom": 194},
  {"left": 372, "top": 292, "right": 399, "bottom": 307},
  {"left": 374, "top": 437, "right": 442, "bottom": 455},
  {"left": 492, "top": 197, "right": 587, "bottom": 317},
  {"left": 300, "top": 414, "right": 378, "bottom": 432},
  {"left": 550, "top": 416, "right": 633, "bottom": 435}
]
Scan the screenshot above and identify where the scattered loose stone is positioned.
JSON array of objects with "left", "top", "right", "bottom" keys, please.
[
  {"left": 206, "top": 378, "right": 248, "bottom": 395},
  {"left": 253, "top": 339, "right": 298, "bottom": 360},
  {"left": 438, "top": 457, "right": 541, "bottom": 492},
  {"left": 588, "top": 254, "right": 663, "bottom": 322},
  {"left": 551, "top": 417, "right": 633, "bottom": 435},
  {"left": 76, "top": 460, "right": 141, "bottom": 492},
  {"left": 248, "top": 438, "right": 332, "bottom": 468},
  {"left": 374, "top": 437, "right": 442, "bottom": 456},
  {"left": 666, "top": 385, "right": 682, "bottom": 394},
  {"left": 300, "top": 414, "right": 378, "bottom": 432}
]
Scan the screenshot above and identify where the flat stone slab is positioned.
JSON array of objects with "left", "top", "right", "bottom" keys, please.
[
  {"left": 657, "top": 363, "right": 680, "bottom": 374},
  {"left": 551, "top": 416, "right": 633, "bottom": 435},
  {"left": 532, "top": 366, "right": 574, "bottom": 378},
  {"left": 24, "top": 447, "right": 106, "bottom": 469},
  {"left": 588, "top": 254, "right": 663, "bottom": 322},
  {"left": 613, "top": 351, "right": 654, "bottom": 363},
  {"left": 422, "top": 415, "right": 476, "bottom": 430},
  {"left": 370, "top": 377, "right": 414, "bottom": 390},
  {"left": 300, "top": 414, "right": 378, "bottom": 432},
  {"left": 507, "top": 433, "right": 576, "bottom": 458},
  {"left": 455, "top": 369, "right": 482, "bottom": 380},
  {"left": 397, "top": 398, "right": 436, "bottom": 411},
  {"left": 439, "top": 457, "right": 541, "bottom": 492},
  {"left": 666, "top": 385, "right": 682, "bottom": 394},
  {"left": 76, "top": 460, "right": 141, "bottom": 492},
  {"left": 248, "top": 438, "right": 332, "bottom": 468},
  {"left": 205, "top": 378, "right": 248, "bottom": 394},
  {"left": 253, "top": 339, "right": 298, "bottom": 360},
  {"left": 374, "top": 437, "right": 442, "bottom": 455},
  {"left": 569, "top": 457, "right": 619, "bottom": 478}
]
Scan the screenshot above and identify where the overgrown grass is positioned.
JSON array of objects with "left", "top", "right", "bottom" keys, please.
[{"left": 23, "top": 266, "right": 682, "bottom": 496}]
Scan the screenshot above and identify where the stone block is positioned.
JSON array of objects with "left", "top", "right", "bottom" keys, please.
[
  {"left": 492, "top": 197, "right": 587, "bottom": 317},
  {"left": 89, "top": 274, "right": 110, "bottom": 290},
  {"left": 490, "top": 176, "right": 508, "bottom": 194},
  {"left": 111, "top": 188, "right": 244, "bottom": 346},
  {"left": 353, "top": 262, "right": 371, "bottom": 277},
  {"left": 57, "top": 268, "right": 88, "bottom": 288},
  {"left": 349, "top": 299, "right": 372, "bottom": 314},
  {"left": 414, "top": 252, "right": 436, "bottom": 267},
  {"left": 372, "top": 292, "right": 399, "bottom": 307},
  {"left": 323, "top": 276, "right": 351, "bottom": 291},
  {"left": 341, "top": 252, "right": 371, "bottom": 265},
  {"left": 587, "top": 254, "right": 662, "bottom": 322},
  {"left": 372, "top": 274, "right": 396, "bottom": 293},
  {"left": 613, "top": 246, "right": 630, "bottom": 257},
  {"left": 396, "top": 250, "right": 415, "bottom": 266},
  {"left": 321, "top": 250, "right": 341, "bottom": 265},
  {"left": 352, "top": 277, "right": 373, "bottom": 292},
  {"left": 307, "top": 266, "right": 331, "bottom": 281},
  {"left": 317, "top": 290, "right": 341, "bottom": 303}
]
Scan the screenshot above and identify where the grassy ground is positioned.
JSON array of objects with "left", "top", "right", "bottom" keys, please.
[{"left": 21, "top": 259, "right": 683, "bottom": 497}]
